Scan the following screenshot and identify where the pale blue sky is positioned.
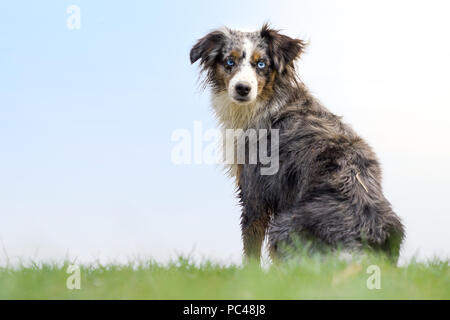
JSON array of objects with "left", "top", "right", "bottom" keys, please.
[{"left": 1, "top": 0, "right": 449, "bottom": 265}]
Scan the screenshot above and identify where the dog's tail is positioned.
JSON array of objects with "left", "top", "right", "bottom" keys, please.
[{"left": 347, "top": 164, "right": 405, "bottom": 262}]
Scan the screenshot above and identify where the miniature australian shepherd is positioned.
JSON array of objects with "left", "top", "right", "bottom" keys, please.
[{"left": 190, "top": 24, "right": 404, "bottom": 263}]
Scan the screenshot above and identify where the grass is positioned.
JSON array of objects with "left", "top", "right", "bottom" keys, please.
[{"left": 0, "top": 253, "right": 448, "bottom": 299}]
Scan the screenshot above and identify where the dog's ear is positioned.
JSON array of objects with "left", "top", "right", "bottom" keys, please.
[
  {"left": 190, "top": 29, "right": 227, "bottom": 68},
  {"left": 260, "top": 23, "right": 306, "bottom": 74}
]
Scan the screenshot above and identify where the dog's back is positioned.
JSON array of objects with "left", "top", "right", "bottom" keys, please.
[{"left": 239, "top": 90, "right": 404, "bottom": 261}]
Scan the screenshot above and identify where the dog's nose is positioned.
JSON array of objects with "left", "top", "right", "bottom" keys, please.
[{"left": 235, "top": 82, "right": 251, "bottom": 97}]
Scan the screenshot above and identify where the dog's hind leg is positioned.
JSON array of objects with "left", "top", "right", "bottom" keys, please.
[
  {"left": 267, "top": 199, "right": 364, "bottom": 262},
  {"left": 267, "top": 213, "right": 329, "bottom": 262}
]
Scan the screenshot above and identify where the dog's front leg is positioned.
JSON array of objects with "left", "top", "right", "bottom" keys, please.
[{"left": 241, "top": 208, "right": 270, "bottom": 263}]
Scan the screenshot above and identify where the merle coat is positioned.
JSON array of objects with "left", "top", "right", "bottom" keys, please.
[{"left": 190, "top": 25, "right": 404, "bottom": 262}]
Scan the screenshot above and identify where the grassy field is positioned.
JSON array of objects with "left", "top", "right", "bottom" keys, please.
[{"left": 0, "top": 254, "right": 448, "bottom": 299}]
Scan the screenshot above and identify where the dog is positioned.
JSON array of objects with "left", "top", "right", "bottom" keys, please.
[{"left": 190, "top": 24, "right": 404, "bottom": 262}]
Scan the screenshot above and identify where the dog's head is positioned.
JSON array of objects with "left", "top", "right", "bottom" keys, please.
[{"left": 190, "top": 24, "right": 306, "bottom": 105}]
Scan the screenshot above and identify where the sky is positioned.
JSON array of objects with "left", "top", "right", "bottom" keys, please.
[{"left": 0, "top": 0, "right": 449, "bottom": 266}]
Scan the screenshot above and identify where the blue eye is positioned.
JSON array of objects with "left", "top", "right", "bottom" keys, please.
[
  {"left": 226, "top": 58, "right": 235, "bottom": 66},
  {"left": 257, "top": 61, "right": 266, "bottom": 69}
]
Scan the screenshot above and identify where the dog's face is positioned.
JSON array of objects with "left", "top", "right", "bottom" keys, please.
[{"left": 190, "top": 24, "right": 305, "bottom": 105}]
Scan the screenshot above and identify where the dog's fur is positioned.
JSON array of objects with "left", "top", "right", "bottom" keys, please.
[{"left": 190, "top": 24, "right": 404, "bottom": 262}]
